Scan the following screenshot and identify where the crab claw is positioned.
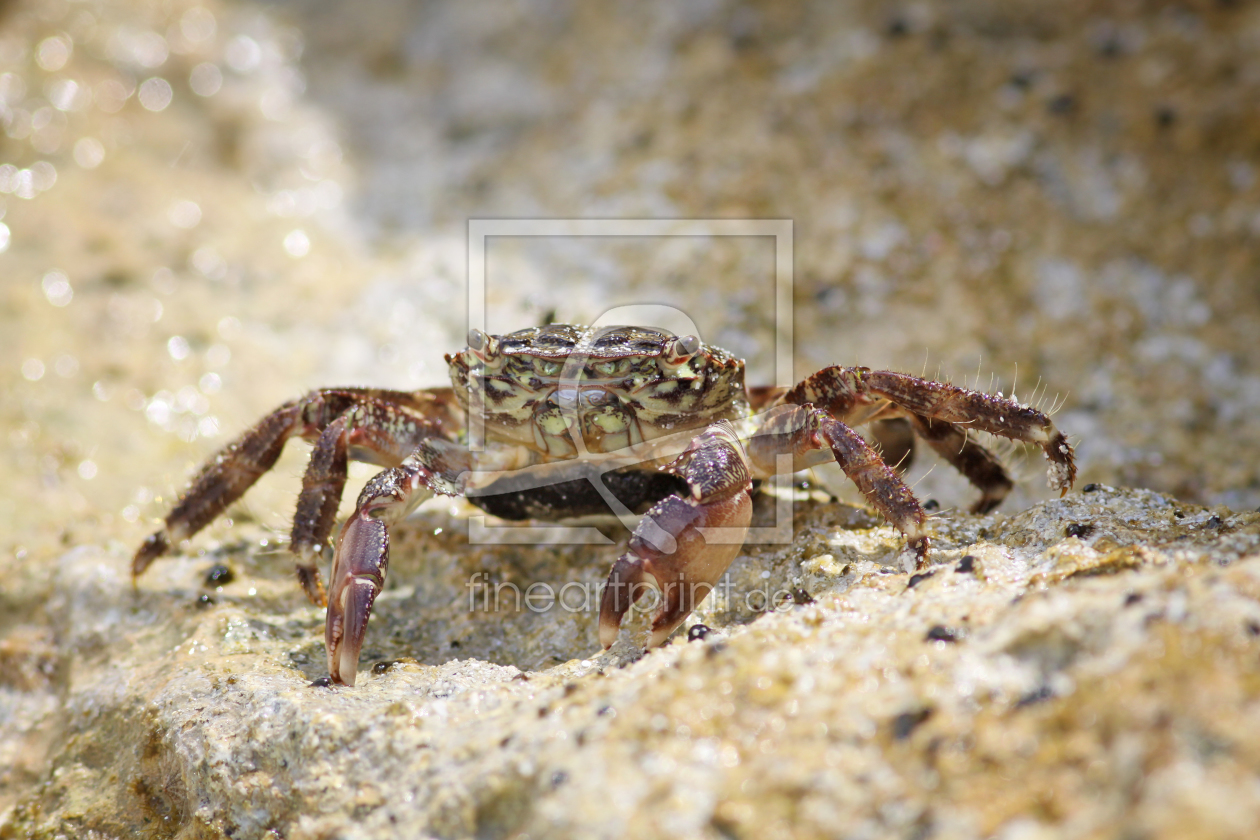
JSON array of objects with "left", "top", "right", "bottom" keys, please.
[
  {"left": 325, "top": 507, "right": 388, "bottom": 686},
  {"left": 599, "top": 491, "right": 750, "bottom": 649}
]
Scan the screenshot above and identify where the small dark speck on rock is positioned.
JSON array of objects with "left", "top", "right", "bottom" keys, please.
[
  {"left": 791, "top": 587, "right": 815, "bottom": 605},
  {"left": 372, "top": 661, "right": 396, "bottom": 675},
  {"left": 706, "top": 641, "right": 729, "bottom": 658},
  {"left": 309, "top": 676, "right": 332, "bottom": 688},
  {"left": 1207, "top": 514, "right": 1223, "bottom": 528},
  {"left": 551, "top": 771, "right": 569, "bottom": 788},
  {"left": 1155, "top": 106, "right": 1177, "bottom": 127},
  {"left": 955, "top": 555, "right": 976, "bottom": 574},
  {"left": 449, "top": 640, "right": 461, "bottom": 648},
  {"left": 196, "top": 594, "right": 215, "bottom": 607},
  {"left": 907, "top": 570, "right": 935, "bottom": 589},
  {"left": 1016, "top": 686, "right": 1055, "bottom": 707},
  {"left": 892, "top": 708, "right": 933, "bottom": 740},
  {"left": 204, "top": 563, "right": 234, "bottom": 586},
  {"left": 1048, "top": 93, "right": 1076, "bottom": 114},
  {"left": 1174, "top": 511, "right": 1186, "bottom": 519},
  {"left": 1065, "top": 522, "right": 1094, "bottom": 539},
  {"left": 1246, "top": 621, "right": 1260, "bottom": 637},
  {"left": 1009, "top": 71, "right": 1034, "bottom": 89},
  {"left": 1124, "top": 592, "right": 1143, "bottom": 606},
  {"left": 886, "top": 18, "right": 909, "bottom": 38},
  {"left": 688, "top": 624, "right": 711, "bottom": 642},
  {"left": 925, "top": 625, "right": 960, "bottom": 643},
  {"left": 1082, "top": 483, "right": 1100, "bottom": 493},
  {"left": 922, "top": 499, "right": 940, "bottom": 511}
]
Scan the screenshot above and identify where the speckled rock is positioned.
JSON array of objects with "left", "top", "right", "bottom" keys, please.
[
  {"left": 6, "top": 488, "right": 1260, "bottom": 839},
  {"left": 4, "top": 0, "right": 1260, "bottom": 837}
]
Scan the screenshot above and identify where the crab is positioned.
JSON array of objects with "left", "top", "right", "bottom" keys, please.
[{"left": 132, "top": 324, "right": 1076, "bottom": 684}]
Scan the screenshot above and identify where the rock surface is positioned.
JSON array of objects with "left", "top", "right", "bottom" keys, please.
[{"left": 2, "top": 0, "right": 1260, "bottom": 837}]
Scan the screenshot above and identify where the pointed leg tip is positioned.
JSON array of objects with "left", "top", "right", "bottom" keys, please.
[
  {"left": 296, "top": 562, "right": 328, "bottom": 607},
  {"left": 132, "top": 530, "right": 171, "bottom": 578}
]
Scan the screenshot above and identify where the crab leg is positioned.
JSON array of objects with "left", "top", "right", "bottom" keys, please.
[
  {"left": 326, "top": 445, "right": 467, "bottom": 685},
  {"left": 288, "top": 397, "right": 453, "bottom": 603},
  {"left": 905, "top": 414, "right": 1013, "bottom": 513},
  {"left": 599, "top": 423, "right": 752, "bottom": 649},
  {"left": 784, "top": 366, "right": 1076, "bottom": 495},
  {"left": 133, "top": 388, "right": 455, "bottom": 602},
  {"left": 747, "top": 404, "right": 931, "bottom": 563}
]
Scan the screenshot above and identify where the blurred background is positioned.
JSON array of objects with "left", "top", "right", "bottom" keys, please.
[{"left": 2, "top": 0, "right": 1259, "bottom": 577}]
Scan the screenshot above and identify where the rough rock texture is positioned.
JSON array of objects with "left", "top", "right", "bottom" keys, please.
[
  {"left": 2, "top": 0, "right": 1260, "bottom": 837},
  {"left": 8, "top": 489, "right": 1260, "bottom": 839}
]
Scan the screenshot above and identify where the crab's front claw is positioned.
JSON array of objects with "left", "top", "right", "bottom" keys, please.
[
  {"left": 325, "top": 508, "right": 387, "bottom": 686},
  {"left": 599, "top": 491, "right": 750, "bottom": 649}
]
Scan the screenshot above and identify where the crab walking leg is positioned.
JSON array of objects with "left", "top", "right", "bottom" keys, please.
[
  {"left": 132, "top": 387, "right": 457, "bottom": 597},
  {"left": 132, "top": 399, "right": 304, "bottom": 579},
  {"left": 289, "top": 399, "right": 455, "bottom": 604},
  {"left": 325, "top": 460, "right": 446, "bottom": 685},
  {"left": 599, "top": 423, "right": 753, "bottom": 649},
  {"left": 747, "top": 404, "right": 931, "bottom": 565},
  {"left": 784, "top": 367, "right": 1077, "bottom": 494},
  {"left": 905, "top": 414, "right": 1013, "bottom": 513}
]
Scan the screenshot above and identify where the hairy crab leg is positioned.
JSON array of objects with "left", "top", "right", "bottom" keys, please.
[
  {"left": 325, "top": 445, "right": 467, "bottom": 685},
  {"left": 905, "top": 413, "right": 1013, "bottom": 513},
  {"left": 747, "top": 404, "right": 931, "bottom": 565},
  {"left": 132, "top": 388, "right": 458, "bottom": 599},
  {"left": 289, "top": 399, "right": 454, "bottom": 603},
  {"left": 132, "top": 398, "right": 305, "bottom": 579},
  {"left": 783, "top": 366, "right": 1077, "bottom": 495},
  {"left": 599, "top": 423, "right": 752, "bottom": 649},
  {"left": 868, "top": 416, "right": 917, "bottom": 474}
]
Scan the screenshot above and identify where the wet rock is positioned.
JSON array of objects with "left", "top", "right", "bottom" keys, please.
[{"left": 3, "top": 0, "right": 1260, "bottom": 837}]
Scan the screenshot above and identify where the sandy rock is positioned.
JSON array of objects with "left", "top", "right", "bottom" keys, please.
[{"left": 3, "top": 0, "right": 1260, "bottom": 837}]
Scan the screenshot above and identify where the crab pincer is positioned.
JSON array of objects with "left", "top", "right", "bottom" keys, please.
[
  {"left": 326, "top": 464, "right": 437, "bottom": 685},
  {"left": 598, "top": 424, "right": 752, "bottom": 648}
]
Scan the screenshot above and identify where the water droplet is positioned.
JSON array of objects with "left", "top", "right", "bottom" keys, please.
[
  {"left": 138, "top": 77, "right": 172, "bottom": 112},
  {"left": 168, "top": 200, "right": 201, "bottom": 229},
  {"left": 181, "top": 7, "right": 217, "bottom": 42},
  {"left": 199, "top": 372, "right": 222, "bottom": 394},
  {"left": 53, "top": 354, "right": 78, "bottom": 377},
  {"left": 73, "top": 136, "right": 104, "bottom": 168},
  {"left": 189, "top": 62, "right": 222, "bottom": 97},
  {"left": 36, "top": 36, "right": 72, "bottom": 72},
  {"left": 224, "top": 36, "right": 261, "bottom": 73},
  {"left": 47, "top": 78, "right": 85, "bottom": 111},
  {"left": 94, "top": 78, "right": 130, "bottom": 113},
  {"left": 283, "top": 229, "right": 310, "bottom": 257},
  {"left": 191, "top": 246, "right": 226, "bottom": 279},
  {"left": 167, "top": 335, "right": 190, "bottom": 361},
  {"left": 30, "top": 161, "right": 57, "bottom": 191},
  {"left": 41, "top": 270, "right": 73, "bottom": 306}
]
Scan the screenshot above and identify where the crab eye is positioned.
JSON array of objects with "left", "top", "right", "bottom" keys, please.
[
  {"left": 467, "top": 328, "right": 486, "bottom": 351},
  {"left": 674, "top": 334, "right": 700, "bottom": 357},
  {"left": 660, "top": 334, "right": 701, "bottom": 371}
]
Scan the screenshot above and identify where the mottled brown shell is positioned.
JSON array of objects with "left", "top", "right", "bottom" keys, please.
[{"left": 446, "top": 324, "right": 747, "bottom": 456}]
